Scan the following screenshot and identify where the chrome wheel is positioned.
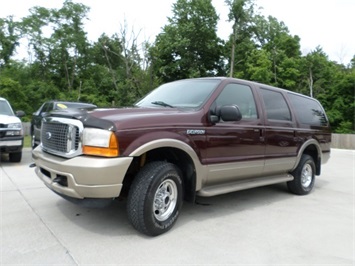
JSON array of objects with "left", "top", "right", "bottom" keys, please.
[
  {"left": 301, "top": 163, "right": 313, "bottom": 188},
  {"left": 153, "top": 179, "right": 178, "bottom": 222},
  {"left": 288, "top": 154, "right": 315, "bottom": 195},
  {"left": 127, "top": 162, "right": 183, "bottom": 236}
]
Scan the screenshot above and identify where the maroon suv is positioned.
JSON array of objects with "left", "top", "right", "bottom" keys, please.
[{"left": 32, "top": 77, "right": 331, "bottom": 236}]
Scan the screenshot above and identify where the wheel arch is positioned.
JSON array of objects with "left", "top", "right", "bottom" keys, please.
[
  {"left": 292, "top": 139, "right": 322, "bottom": 175},
  {"left": 127, "top": 139, "right": 206, "bottom": 202}
]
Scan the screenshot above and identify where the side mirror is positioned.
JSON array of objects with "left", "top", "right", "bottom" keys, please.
[
  {"left": 16, "top": 110, "right": 25, "bottom": 117},
  {"left": 209, "top": 106, "right": 220, "bottom": 124},
  {"left": 209, "top": 105, "right": 242, "bottom": 124},
  {"left": 40, "top": 112, "right": 49, "bottom": 117},
  {"left": 220, "top": 105, "right": 242, "bottom": 122}
]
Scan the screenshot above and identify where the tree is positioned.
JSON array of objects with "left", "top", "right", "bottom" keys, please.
[
  {"left": 298, "top": 47, "right": 330, "bottom": 97},
  {"left": 0, "top": 76, "right": 31, "bottom": 115},
  {"left": 253, "top": 15, "right": 301, "bottom": 88},
  {"left": 245, "top": 49, "right": 272, "bottom": 83},
  {"left": 0, "top": 16, "right": 22, "bottom": 67},
  {"left": 89, "top": 22, "right": 159, "bottom": 107},
  {"left": 0, "top": 0, "right": 353, "bottom": 133},
  {"left": 225, "top": 0, "right": 256, "bottom": 77},
  {"left": 150, "top": 0, "right": 223, "bottom": 82},
  {"left": 351, "top": 55, "right": 355, "bottom": 69},
  {"left": 296, "top": 47, "right": 354, "bottom": 133},
  {"left": 21, "top": 0, "right": 90, "bottom": 95},
  {"left": 327, "top": 64, "right": 355, "bottom": 133}
]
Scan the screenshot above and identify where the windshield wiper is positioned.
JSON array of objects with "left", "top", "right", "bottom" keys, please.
[{"left": 151, "top": 101, "right": 175, "bottom": 108}]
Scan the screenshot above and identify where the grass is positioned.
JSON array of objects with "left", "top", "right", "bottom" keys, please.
[{"left": 24, "top": 135, "right": 31, "bottom": 148}]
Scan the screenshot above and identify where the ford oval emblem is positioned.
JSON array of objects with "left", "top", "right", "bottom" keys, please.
[{"left": 45, "top": 132, "right": 52, "bottom": 140}]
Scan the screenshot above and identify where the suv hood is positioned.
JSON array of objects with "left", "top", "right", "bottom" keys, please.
[
  {"left": 0, "top": 114, "right": 21, "bottom": 124},
  {"left": 90, "top": 107, "right": 202, "bottom": 129},
  {"left": 48, "top": 107, "right": 203, "bottom": 131}
]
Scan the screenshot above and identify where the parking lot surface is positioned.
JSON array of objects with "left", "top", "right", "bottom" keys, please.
[{"left": 1, "top": 148, "right": 354, "bottom": 265}]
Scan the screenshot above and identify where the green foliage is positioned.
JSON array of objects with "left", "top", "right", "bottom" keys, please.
[
  {"left": 245, "top": 49, "right": 272, "bottom": 83},
  {"left": 21, "top": 0, "right": 91, "bottom": 94},
  {"left": 151, "top": 0, "right": 224, "bottom": 82},
  {"left": 336, "top": 121, "right": 354, "bottom": 134},
  {"left": 0, "top": 16, "right": 22, "bottom": 67},
  {"left": 225, "top": 0, "right": 257, "bottom": 77},
  {"left": 0, "top": 0, "right": 353, "bottom": 133},
  {"left": 0, "top": 76, "right": 31, "bottom": 120}
]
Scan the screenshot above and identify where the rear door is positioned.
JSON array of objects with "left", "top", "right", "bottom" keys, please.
[{"left": 259, "top": 88, "right": 299, "bottom": 175}]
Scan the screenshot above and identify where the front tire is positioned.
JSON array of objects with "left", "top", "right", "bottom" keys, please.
[
  {"left": 9, "top": 152, "right": 22, "bottom": 163},
  {"left": 287, "top": 154, "right": 315, "bottom": 195},
  {"left": 127, "top": 161, "right": 183, "bottom": 236}
]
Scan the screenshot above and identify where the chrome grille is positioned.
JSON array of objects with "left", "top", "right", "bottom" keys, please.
[
  {"left": 40, "top": 117, "right": 84, "bottom": 158},
  {"left": 41, "top": 123, "right": 70, "bottom": 152}
]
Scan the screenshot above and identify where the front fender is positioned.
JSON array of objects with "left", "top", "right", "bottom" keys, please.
[
  {"left": 128, "top": 137, "right": 207, "bottom": 191},
  {"left": 121, "top": 131, "right": 200, "bottom": 156}
]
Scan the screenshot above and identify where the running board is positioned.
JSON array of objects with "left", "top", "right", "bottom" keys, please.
[{"left": 197, "top": 174, "right": 294, "bottom": 197}]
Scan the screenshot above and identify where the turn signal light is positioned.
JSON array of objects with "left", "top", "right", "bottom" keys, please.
[{"left": 83, "top": 131, "right": 119, "bottom": 157}]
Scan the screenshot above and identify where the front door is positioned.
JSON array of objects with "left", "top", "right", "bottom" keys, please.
[{"left": 204, "top": 82, "right": 265, "bottom": 186}]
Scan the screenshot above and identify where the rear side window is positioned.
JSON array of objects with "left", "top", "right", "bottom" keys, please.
[
  {"left": 288, "top": 93, "right": 328, "bottom": 126},
  {"left": 260, "top": 89, "right": 291, "bottom": 121}
]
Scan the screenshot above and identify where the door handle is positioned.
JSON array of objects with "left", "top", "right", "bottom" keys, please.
[{"left": 254, "top": 128, "right": 265, "bottom": 142}]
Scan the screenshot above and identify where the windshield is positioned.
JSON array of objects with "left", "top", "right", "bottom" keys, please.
[
  {"left": 135, "top": 79, "right": 221, "bottom": 108},
  {"left": 0, "top": 100, "right": 15, "bottom": 116}
]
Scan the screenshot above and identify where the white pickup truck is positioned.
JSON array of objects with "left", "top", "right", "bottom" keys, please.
[{"left": 0, "top": 97, "right": 25, "bottom": 162}]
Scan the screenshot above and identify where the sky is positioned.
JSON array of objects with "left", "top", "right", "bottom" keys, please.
[{"left": 1, "top": 0, "right": 354, "bottom": 65}]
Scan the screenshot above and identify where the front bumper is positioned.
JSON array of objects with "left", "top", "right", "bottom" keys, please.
[
  {"left": 32, "top": 147, "right": 133, "bottom": 199},
  {"left": 0, "top": 137, "right": 23, "bottom": 153}
]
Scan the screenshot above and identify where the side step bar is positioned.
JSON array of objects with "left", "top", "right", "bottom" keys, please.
[{"left": 197, "top": 174, "right": 294, "bottom": 197}]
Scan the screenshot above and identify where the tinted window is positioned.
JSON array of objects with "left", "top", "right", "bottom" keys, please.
[
  {"left": 215, "top": 83, "right": 258, "bottom": 119},
  {"left": 288, "top": 93, "right": 328, "bottom": 126},
  {"left": 41, "top": 103, "right": 51, "bottom": 113},
  {"left": 261, "top": 89, "right": 291, "bottom": 121}
]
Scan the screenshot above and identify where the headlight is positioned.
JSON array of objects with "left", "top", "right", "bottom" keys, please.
[
  {"left": 6, "top": 123, "right": 23, "bottom": 136},
  {"left": 82, "top": 128, "right": 119, "bottom": 157},
  {"left": 7, "top": 123, "right": 22, "bottom": 129}
]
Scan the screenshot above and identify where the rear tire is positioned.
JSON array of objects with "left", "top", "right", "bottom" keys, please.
[
  {"left": 287, "top": 154, "right": 315, "bottom": 195},
  {"left": 127, "top": 161, "right": 183, "bottom": 236},
  {"left": 9, "top": 152, "right": 22, "bottom": 163}
]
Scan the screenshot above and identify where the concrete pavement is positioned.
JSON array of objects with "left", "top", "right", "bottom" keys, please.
[{"left": 1, "top": 148, "right": 354, "bottom": 265}]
